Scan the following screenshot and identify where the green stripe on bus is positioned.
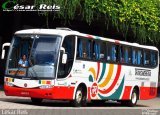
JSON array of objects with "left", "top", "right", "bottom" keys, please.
[{"left": 98, "top": 63, "right": 106, "bottom": 83}]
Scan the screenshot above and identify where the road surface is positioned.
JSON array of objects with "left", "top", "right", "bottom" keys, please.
[{"left": 0, "top": 91, "right": 160, "bottom": 115}]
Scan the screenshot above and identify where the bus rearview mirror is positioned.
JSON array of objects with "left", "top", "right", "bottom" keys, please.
[
  {"left": 62, "top": 53, "right": 67, "bottom": 64},
  {"left": 1, "top": 49, "right": 5, "bottom": 59}
]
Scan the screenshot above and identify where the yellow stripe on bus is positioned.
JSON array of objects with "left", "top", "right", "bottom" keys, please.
[
  {"left": 98, "top": 64, "right": 114, "bottom": 88},
  {"left": 9, "top": 78, "right": 12, "bottom": 82},
  {"left": 89, "top": 67, "right": 96, "bottom": 81}
]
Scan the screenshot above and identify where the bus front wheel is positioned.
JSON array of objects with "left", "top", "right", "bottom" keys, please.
[
  {"left": 31, "top": 98, "right": 43, "bottom": 104},
  {"left": 71, "top": 87, "right": 87, "bottom": 107}
]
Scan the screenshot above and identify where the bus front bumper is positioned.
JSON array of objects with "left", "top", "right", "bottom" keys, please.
[{"left": 4, "top": 85, "right": 75, "bottom": 100}]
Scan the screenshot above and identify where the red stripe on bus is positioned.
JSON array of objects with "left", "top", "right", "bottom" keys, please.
[
  {"left": 87, "top": 35, "right": 94, "bottom": 38},
  {"left": 139, "top": 87, "right": 157, "bottom": 100},
  {"left": 88, "top": 87, "right": 91, "bottom": 101},
  {"left": 121, "top": 86, "right": 132, "bottom": 100},
  {"left": 98, "top": 64, "right": 121, "bottom": 94}
]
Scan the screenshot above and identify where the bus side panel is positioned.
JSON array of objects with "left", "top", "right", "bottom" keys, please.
[
  {"left": 139, "top": 87, "right": 157, "bottom": 100},
  {"left": 121, "top": 86, "right": 132, "bottom": 100}
]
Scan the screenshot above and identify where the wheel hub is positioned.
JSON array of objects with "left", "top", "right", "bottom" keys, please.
[
  {"left": 76, "top": 90, "right": 82, "bottom": 103},
  {"left": 132, "top": 92, "right": 137, "bottom": 104}
]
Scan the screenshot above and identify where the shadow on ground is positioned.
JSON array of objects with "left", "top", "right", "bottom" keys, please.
[{"left": 0, "top": 98, "right": 148, "bottom": 108}]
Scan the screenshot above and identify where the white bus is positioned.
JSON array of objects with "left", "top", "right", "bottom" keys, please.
[{"left": 4, "top": 28, "right": 159, "bottom": 107}]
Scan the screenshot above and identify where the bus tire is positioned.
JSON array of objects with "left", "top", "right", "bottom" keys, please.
[
  {"left": 72, "top": 87, "right": 87, "bottom": 107},
  {"left": 121, "top": 89, "right": 138, "bottom": 107},
  {"left": 31, "top": 98, "right": 43, "bottom": 104}
]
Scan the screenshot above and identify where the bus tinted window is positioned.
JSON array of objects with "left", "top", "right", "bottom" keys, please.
[
  {"left": 106, "top": 44, "right": 112, "bottom": 61},
  {"left": 93, "top": 41, "right": 100, "bottom": 60},
  {"left": 132, "top": 48, "right": 138, "bottom": 65},
  {"left": 100, "top": 42, "right": 106, "bottom": 60},
  {"left": 150, "top": 51, "right": 158, "bottom": 67},
  {"left": 120, "top": 46, "right": 132, "bottom": 64},
  {"left": 87, "top": 40, "right": 92, "bottom": 59},
  {"left": 76, "top": 37, "right": 158, "bottom": 68},
  {"left": 143, "top": 50, "right": 151, "bottom": 66},
  {"left": 137, "top": 49, "right": 142, "bottom": 65},
  {"left": 77, "top": 38, "right": 93, "bottom": 59}
]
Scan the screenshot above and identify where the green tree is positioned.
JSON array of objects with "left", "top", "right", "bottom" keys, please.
[{"left": 34, "top": 0, "right": 160, "bottom": 45}]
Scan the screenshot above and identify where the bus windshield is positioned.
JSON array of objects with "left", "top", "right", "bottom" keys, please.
[{"left": 6, "top": 35, "right": 61, "bottom": 79}]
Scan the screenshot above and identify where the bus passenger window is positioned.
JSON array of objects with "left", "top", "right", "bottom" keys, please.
[
  {"left": 137, "top": 50, "right": 142, "bottom": 65},
  {"left": 111, "top": 44, "right": 119, "bottom": 62},
  {"left": 132, "top": 49, "right": 137, "bottom": 64},
  {"left": 120, "top": 46, "right": 124, "bottom": 63},
  {"left": 87, "top": 40, "right": 92, "bottom": 59},
  {"left": 100, "top": 42, "right": 106, "bottom": 60},
  {"left": 143, "top": 50, "right": 150, "bottom": 66},
  {"left": 123, "top": 47, "right": 132, "bottom": 64},
  {"left": 106, "top": 44, "right": 112, "bottom": 61},
  {"left": 150, "top": 51, "right": 157, "bottom": 67},
  {"left": 93, "top": 42, "right": 100, "bottom": 60},
  {"left": 111, "top": 45, "right": 116, "bottom": 61},
  {"left": 82, "top": 40, "right": 87, "bottom": 58},
  {"left": 77, "top": 39, "right": 83, "bottom": 58}
]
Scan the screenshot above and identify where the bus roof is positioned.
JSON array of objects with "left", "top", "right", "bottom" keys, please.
[{"left": 15, "top": 28, "right": 158, "bottom": 51}]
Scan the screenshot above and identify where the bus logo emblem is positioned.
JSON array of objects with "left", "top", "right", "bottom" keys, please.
[
  {"left": 91, "top": 82, "right": 98, "bottom": 97},
  {"left": 24, "top": 83, "right": 27, "bottom": 87}
]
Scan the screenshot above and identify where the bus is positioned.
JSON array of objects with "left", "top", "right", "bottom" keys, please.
[{"left": 4, "top": 28, "right": 159, "bottom": 107}]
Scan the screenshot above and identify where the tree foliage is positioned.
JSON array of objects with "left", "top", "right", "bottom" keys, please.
[{"left": 34, "top": 0, "right": 160, "bottom": 45}]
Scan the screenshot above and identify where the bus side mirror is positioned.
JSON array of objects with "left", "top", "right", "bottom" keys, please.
[
  {"left": 60, "top": 47, "right": 67, "bottom": 64},
  {"left": 1, "top": 43, "right": 10, "bottom": 59},
  {"left": 62, "top": 53, "right": 67, "bottom": 64},
  {"left": 1, "top": 49, "right": 5, "bottom": 59}
]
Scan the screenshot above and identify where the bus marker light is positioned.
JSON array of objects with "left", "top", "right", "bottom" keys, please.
[{"left": 5, "top": 78, "right": 8, "bottom": 82}]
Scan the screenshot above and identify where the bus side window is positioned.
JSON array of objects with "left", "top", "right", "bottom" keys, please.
[
  {"left": 119, "top": 46, "right": 133, "bottom": 64},
  {"left": 77, "top": 38, "right": 83, "bottom": 58},
  {"left": 150, "top": 51, "right": 157, "bottom": 67},
  {"left": 137, "top": 49, "right": 142, "bottom": 65},
  {"left": 132, "top": 48, "right": 137, "bottom": 65},
  {"left": 100, "top": 42, "right": 106, "bottom": 60},
  {"left": 77, "top": 38, "right": 92, "bottom": 59},
  {"left": 143, "top": 50, "right": 150, "bottom": 66},
  {"left": 82, "top": 39, "right": 87, "bottom": 58},
  {"left": 87, "top": 40, "right": 92, "bottom": 59},
  {"left": 111, "top": 45, "right": 116, "bottom": 62},
  {"left": 120, "top": 46, "right": 124, "bottom": 63},
  {"left": 93, "top": 41, "right": 100, "bottom": 60},
  {"left": 111, "top": 44, "right": 119, "bottom": 62},
  {"left": 107, "top": 44, "right": 112, "bottom": 61}
]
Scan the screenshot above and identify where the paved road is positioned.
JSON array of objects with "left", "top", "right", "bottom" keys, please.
[{"left": 0, "top": 91, "right": 160, "bottom": 115}]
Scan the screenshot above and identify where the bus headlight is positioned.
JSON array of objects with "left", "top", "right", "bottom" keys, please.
[
  {"left": 39, "top": 85, "right": 53, "bottom": 89},
  {"left": 5, "top": 82, "right": 14, "bottom": 87}
]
